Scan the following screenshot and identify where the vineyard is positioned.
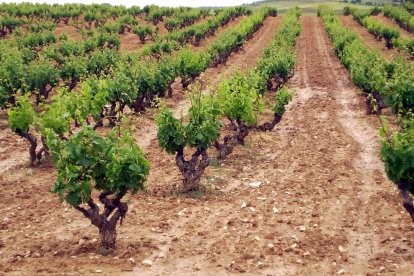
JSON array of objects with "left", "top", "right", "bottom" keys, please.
[{"left": 0, "top": 1, "right": 414, "bottom": 275}]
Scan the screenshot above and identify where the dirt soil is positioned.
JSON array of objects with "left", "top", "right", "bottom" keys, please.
[
  {"left": 339, "top": 15, "right": 410, "bottom": 61},
  {"left": 1, "top": 15, "right": 414, "bottom": 276},
  {"left": 54, "top": 22, "right": 83, "bottom": 41}
]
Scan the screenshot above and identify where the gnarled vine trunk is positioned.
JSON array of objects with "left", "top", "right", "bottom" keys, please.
[
  {"left": 15, "top": 130, "right": 51, "bottom": 167},
  {"left": 74, "top": 191, "right": 128, "bottom": 250},
  {"left": 99, "top": 221, "right": 117, "bottom": 249},
  {"left": 15, "top": 129, "right": 37, "bottom": 166},
  {"left": 398, "top": 181, "right": 414, "bottom": 223},
  {"left": 36, "top": 136, "right": 52, "bottom": 166},
  {"left": 254, "top": 114, "right": 282, "bottom": 132},
  {"left": 385, "top": 39, "right": 393, "bottom": 49},
  {"left": 214, "top": 120, "right": 249, "bottom": 161},
  {"left": 175, "top": 148, "right": 210, "bottom": 192}
]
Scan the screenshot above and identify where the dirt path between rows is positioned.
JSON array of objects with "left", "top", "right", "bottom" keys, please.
[{"left": 339, "top": 15, "right": 408, "bottom": 60}]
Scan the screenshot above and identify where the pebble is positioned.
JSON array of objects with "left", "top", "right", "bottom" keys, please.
[
  {"left": 241, "top": 202, "right": 247, "bottom": 208},
  {"left": 128, "top": 257, "right": 135, "bottom": 264},
  {"left": 379, "top": 266, "right": 385, "bottom": 272},
  {"left": 95, "top": 269, "right": 102, "bottom": 273},
  {"left": 142, "top": 259, "right": 153, "bottom": 267},
  {"left": 339, "top": 245, "right": 346, "bottom": 253},
  {"left": 273, "top": 207, "right": 280, "bottom": 213},
  {"left": 249, "top": 181, "right": 261, "bottom": 188},
  {"left": 268, "top": 243, "right": 274, "bottom": 249},
  {"left": 299, "top": 226, "right": 306, "bottom": 232},
  {"left": 337, "top": 269, "right": 346, "bottom": 275}
]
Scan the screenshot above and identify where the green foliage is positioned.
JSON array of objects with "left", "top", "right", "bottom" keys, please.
[
  {"left": 107, "top": 65, "right": 139, "bottom": 109},
  {"left": 382, "top": 27, "right": 400, "bottom": 42},
  {"left": 39, "top": 91, "right": 72, "bottom": 135},
  {"left": 79, "top": 79, "right": 110, "bottom": 122},
  {"left": 133, "top": 25, "right": 154, "bottom": 43},
  {"left": 60, "top": 55, "right": 88, "bottom": 86},
  {"left": 383, "top": 64, "right": 414, "bottom": 115},
  {"left": 174, "top": 48, "right": 209, "bottom": 82},
  {"left": 7, "top": 94, "right": 36, "bottom": 133},
  {"left": 58, "top": 40, "right": 83, "bottom": 57},
  {"left": 47, "top": 126, "right": 149, "bottom": 206},
  {"left": 320, "top": 6, "right": 388, "bottom": 96},
  {"left": 24, "top": 59, "right": 59, "bottom": 95},
  {"left": 384, "top": 5, "right": 414, "bottom": 33},
  {"left": 0, "top": 16, "right": 24, "bottom": 35},
  {"left": 273, "top": 87, "right": 293, "bottom": 116},
  {"left": 405, "top": 3, "right": 414, "bottom": 15},
  {"left": 164, "top": 9, "right": 204, "bottom": 32},
  {"left": 86, "top": 49, "right": 118, "bottom": 76},
  {"left": 343, "top": 6, "right": 352, "bottom": 15},
  {"left": 321, "top": 5, "right": 414, "bottom": 200},
  {"left": 256, "top": 7, "right": 300, "bottom": 93},
  {"left": 29, "top": 21, "right": 56, "bottom": 33},
  {"left": 207, "top": 8, "right": 271, "bottom": 66},
  {"left": 156, "top": 107, "right": 185, "bottom": 154},
  {"left": 217, "top": 72, "right": 264, "bottom": 127},
  {"left": 156, "top": 90, "right": 221, "bottom": 154},
  {"left": 380, "top": 118, "right": 414, "bottom": 193},
  {"left": 0, "top": 42, "right": 25, "bottom": 107},
  {"left": 360, "top": 15, "right": 400, "bottom": 48},
  {"left": 97, "top": 32, "right": 120, "bottom": 50},
  {"left": 18, "top": 31, "right": 56, "bottom": 50},
  {"left": 185, "top": 93, "right": 221, "bottom": 150}
]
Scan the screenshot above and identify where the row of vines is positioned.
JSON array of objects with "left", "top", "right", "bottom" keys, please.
[
  {"left": 3, "top": 6, "right": 286, "bottom": 250},
  {"left": 319, "top": 5, "right": 414, "bottom": 224},
  {"left": 345, "top": 6, "right": 414, "bottom": 55}
]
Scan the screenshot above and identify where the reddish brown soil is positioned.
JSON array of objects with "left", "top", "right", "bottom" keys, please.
[
  {"left": 373, "top": 14, "right": 414, "bottom": 40},
  {"left": 119, "top": 32, "right": 146, "bottom": 53},
  {"left": 54, "top": 22, "right": 82, "bottom": 41},
  {"left": 1, "top": 15, "right": 414, "bottom": 275},
  {"left": 339, "top": 15, "right": 407, "bottom": 60}
]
